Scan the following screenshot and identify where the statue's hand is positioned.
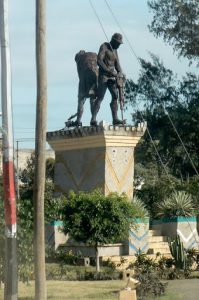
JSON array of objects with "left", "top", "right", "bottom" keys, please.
[{"left": 110, "top": 70, "right": 117, "bottom": 77}]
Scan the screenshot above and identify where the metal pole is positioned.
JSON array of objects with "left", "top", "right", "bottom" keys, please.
[{"left": 0, "top": 1, "right": 17, "bottom": 299}]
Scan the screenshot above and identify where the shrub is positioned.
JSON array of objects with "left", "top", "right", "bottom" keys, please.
[
  {"left": 129, "top": 252, "right": 157, "bottom": 273},
  {"left": 136, "top": 272, "right": 167, "bottom": 300},
  {"left": 46, "top": 247, "right": 82, "bottom": 265},
  {"left": 128, "top": 252, "right": 167, "bottom": 299},
  {"left": 132, "top": 196, "right": 149, "bottom": 218},
  {"left": 155, "top": 191, "right": 195, "bottom": 218},
  {"left": 45, "top": 263, "right": 122, "bottom": 281}
]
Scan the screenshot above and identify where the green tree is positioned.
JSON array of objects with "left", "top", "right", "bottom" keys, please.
[
  {"left": 125, "top": 54, "right": 199, "bottom": 214},
  {"left": 148, "top": 0, "right": 199, "bottom": 62},
  {"left": 19, "top": 153, "right": 55, "bottom": 200},
  {"left": 61, "top": 190, "right": 138, "bottom": 272},
  {"left": 126, "top": 54, "right": 199, "bottom": 178},
  {"left": 19, "top": 153, "right": 61, "bottom": 222}
]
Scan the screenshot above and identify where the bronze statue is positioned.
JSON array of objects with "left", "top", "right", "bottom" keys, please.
[
  {"left": 73, "top": 50, "right": 98, "bottom": 126},
  {"left": 90, "top": 33, "right": 125, "bottom": 126}
]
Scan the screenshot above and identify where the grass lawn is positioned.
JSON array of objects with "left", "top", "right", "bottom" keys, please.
[
  {"left": 0, "top": 280, "right": 124, "bottom": 300},
  {"left": 149, "top": 279, "right": 199, "bottom": 300},
  {"left": 0, "top": 279, "right": 199, "bottom": 300}
]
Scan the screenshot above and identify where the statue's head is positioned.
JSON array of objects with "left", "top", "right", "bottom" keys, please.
[{"left": 111, "top": 33, "right": 123, "bottom": 49}]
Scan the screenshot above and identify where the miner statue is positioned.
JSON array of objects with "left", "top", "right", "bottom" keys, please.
[
  {"left": 90, "top": 32, "right": 126, "bottom": 126},
  {"left": 68, "top": 50, "right": 98, "bottom": 127},
  {"left": 65, "top": 33, "right": 125, "bottom": 128}
]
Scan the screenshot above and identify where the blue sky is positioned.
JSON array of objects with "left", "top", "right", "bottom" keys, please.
[{"left": 0, "top": 0, "right": 197, "bottom": 149}]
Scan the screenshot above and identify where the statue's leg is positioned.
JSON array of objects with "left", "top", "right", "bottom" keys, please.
[
  {"left": 90, "top": 81, "right": 107, "bottom": 126},
  {"left": 89, "top": 95, "right": 96, "bottom": 116},
  {"left": 75, "top": 97, "right": 86, "bottom": 126},
  {"left": 108, "top": 81, "right": 123, "bottom": 125}
]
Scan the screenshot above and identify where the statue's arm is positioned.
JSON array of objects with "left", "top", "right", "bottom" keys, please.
[
  {"left": 115, "top": 51, "right": 122, "bottom": 73},
  {"left": 97, "top": 44, "right": 113, "bottom": 75}
]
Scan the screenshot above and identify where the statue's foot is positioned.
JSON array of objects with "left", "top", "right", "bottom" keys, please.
[
  {"left": 65, "top": 120, "right": 82, "bottom": 128},
  {"left": 73, "top": 120, "right": 82, "bottom": 127},
  {"left": 113, "top": 119, "right": 126, "bottom": 126},
  {"left": 90, "top": 120, "right": 98, "bottom": 126}
]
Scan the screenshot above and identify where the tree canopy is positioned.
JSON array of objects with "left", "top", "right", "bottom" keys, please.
[
  {"left": 126, "top": 54, "right": 199, "bottom": 178},
  {"left": 148, "top": 0, "right": 199, "bottom": 62}
]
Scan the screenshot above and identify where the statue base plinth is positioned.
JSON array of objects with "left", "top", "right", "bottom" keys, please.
[{"left": 47, "top": 124, "right": 146, "bottom": 199}]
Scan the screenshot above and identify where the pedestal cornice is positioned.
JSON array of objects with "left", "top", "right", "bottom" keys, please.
[{"left": 47, "top": 123, "right": 146, "bottom": 151}]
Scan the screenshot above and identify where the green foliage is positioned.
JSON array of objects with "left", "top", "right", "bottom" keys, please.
[
  {"left": 167, "top": 236, "right": 198, "bottom": 278},
  {"left": 168, "top": 235, "right": 186, "bottom": 269},
  {"left": 129, "top": 250, "right": 198, "bottom": 285},
  {"left": 46, "top": 248, "right": 82, "bottom": 265},
  {"left": 19, "top": 153, "right": 55, "bottom": 200},
  {"left": 130, "top": 252, "right": 158, "bottom": 272},
  {"left": 132, "top": 195, "right": 149, "bottom": 218},
  {"left": 126, "top": 55, "right": 199, "bottom": 179},
  {"left": 45, "top": 263, "right": 121, "bottom": 281},
  {"left": 61, "top": 190, "right": 138, "bottom": 271},
  {"left": 61, "top": 190, "right": 137, "bottom": 246},
  {"left": 45, "top": 157, "right": 55, "bottom": 180},
  {"left": 148, "top": 0, "right": 199, "bottom": 62},
  {"left": 183, "top": 176, "right": 199, "bottom": 212},
  {"left": 134, "top": 165, "right": 181, "bottom": 217},
  {"left": 126, "top": 54, "right": 199, "bottom": 215},
  {"left": 155, "top": 191, "right": 195, "bottom": 218},
  {"left": 136, "top": 272, "right": 167, "bottom": 300},
  {"left": 15, "top": 154, "right": 58, "bottom": 283},
  {"left": 17, "top": 198, "right": 34, "bottom": 283},
  {"left": 44, "top": 182, "right": 65, "bottom": 223},
  {"left": 129, "top": 253, "right": 167, "bottom": 300}
]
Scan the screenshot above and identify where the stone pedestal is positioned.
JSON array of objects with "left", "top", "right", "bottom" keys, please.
[
  {"left": 47, "top": 123, "right": 146, "bottom": 199},
  {"left": 129, "top": 218, "right": 149, "bottom": 255},
  {"left": 118, "top": 289, "right": 137, "bottom": 300},
  {"left": 152, "top": 216, "right": 199, "bottom": 249}
]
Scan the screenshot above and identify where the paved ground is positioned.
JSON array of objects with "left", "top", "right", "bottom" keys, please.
[{"left": 156, "top": 279, "right": 199, "bottom": 300}]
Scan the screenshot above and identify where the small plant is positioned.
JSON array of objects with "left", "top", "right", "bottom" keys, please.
[
  {"left": 132, "top": 195, "right": 149, "bottom": 219},
  {"left": 136, "top": 272, "right": 167, "bottom": 300},
  {"left": 46, "top": 247, "right": 82, "bottom": 265},
  {"left": 186, "top": 248, "right": 199, "bottom": 270},
  {"left": 168, "top": 235, "right": 186, "bottom": 269},
  {"left": 102, "top": 258, "right": 116, "bottom": 270},
  {"left": 131, "top": 252, "right": 157, "bottom": 273},
  {"left": 129, "top": 252, "right": 167, "bottom": 299},
  {"left": 155, "top": 191, "right": 195, "bottom": 218}
]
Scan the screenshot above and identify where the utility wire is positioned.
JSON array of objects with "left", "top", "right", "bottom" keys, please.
[
  {"left": 89, "top": 0, "right": 110, "bottom": 42},
  {"left": 166, "top": 111, "right": 199, "bottom": 176}
]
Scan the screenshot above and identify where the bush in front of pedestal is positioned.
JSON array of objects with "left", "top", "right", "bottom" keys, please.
[{"left": 60, "top": 190, "right": 139, "bottom": 272}]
